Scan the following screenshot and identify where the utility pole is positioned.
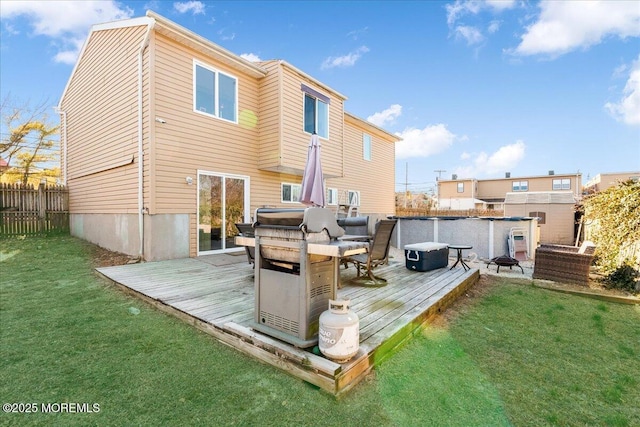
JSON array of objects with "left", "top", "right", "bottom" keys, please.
[
  {"left": 434, "top": 169, "right": 446, "bottom": 207},
  {"left": 405, "top": 162, "right": 408, "bottom": 208}
]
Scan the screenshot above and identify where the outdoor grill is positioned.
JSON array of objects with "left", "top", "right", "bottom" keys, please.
[{"left": 249, "top": 207, "right": 367, "bottom": 348}]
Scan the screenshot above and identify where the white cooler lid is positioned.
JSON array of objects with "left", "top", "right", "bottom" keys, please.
[{"left": 404, "top": 242, "right": 449, "bottom": 252}]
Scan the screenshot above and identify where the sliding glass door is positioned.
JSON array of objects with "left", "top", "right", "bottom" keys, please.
[{"left": 198, "top": 172, "right": 249, "bottom": 254}]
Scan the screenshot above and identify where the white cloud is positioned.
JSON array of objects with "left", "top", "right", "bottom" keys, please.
[
  {"left": 487, "top": 20, "right": 501, "bottom": 34},
  {"left": 367, "top": 104, "right": 402, "bottom": 127},
  {"left": 3, "top": 22, "right": 20, "bottom": 36},
  {"left": 217, "top": 29, "right": 235, "bottom": 41},
  {"left": 468, "top": 140, "right": 526, "bottom": 176},
  {"left": 484, "top": 0, "right": 516, "bottom": 12},
  {"left": 346, "top": 27, "right": 368, "bottom": 40},
  {"left": 455, "top": 25, "right": 484, "bottom": 45},
  {"left": 395, "top": 124, "right": 457, "bottom": 160},
  {"left": 173, "top": 1, "right": 205, "bottom": 15},
  {"left": 446, "top": 0, "right": 516, "bottom": 26},
  {"left": 513, "top": 0, "right": 640, "bottom": 57},
  {"left": 240, "top": 53, "right": 261, "bottom": 62},
  {"left": 605, "top": 55, "right": 640, "bottom": 126},
  {"left": 53, "top": 37, "right": 86, "bottom": 65},
  {"left": 0, "top": 1, "right": 133, "bottom": 63},
  {"left": 144, "top": 1, "right": 161, "bottom": 12},
  {"left": 446, "top": 0, "right": 482, "bottom": 26},
  {"left": 321, "top": 46, "right": 370, "bottom": 70}
]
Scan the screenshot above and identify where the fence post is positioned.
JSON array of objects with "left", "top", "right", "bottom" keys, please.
[{"left": 38, "top": 182, "right": 46, "bottom": 234}]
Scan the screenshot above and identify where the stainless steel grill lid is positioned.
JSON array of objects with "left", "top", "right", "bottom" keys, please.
[{"left": 254, "top": 207, "right": 344, "bottom": 239}]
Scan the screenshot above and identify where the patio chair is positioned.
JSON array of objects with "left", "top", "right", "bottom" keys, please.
[
  {"left": 343, "top": 219, "right": 397, "bottom": 286},
  {"left": 234, "top": 223, "right": 255, "bottom": 267},
  {"left": 532, "top": 242, "right": 596, "bottom": 285},
  {"left": 337, "top": 215, "right": 370, "bottom": 237}
]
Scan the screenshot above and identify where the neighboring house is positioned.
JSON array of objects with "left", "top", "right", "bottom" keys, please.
[
  {"left": 437, "top": 171, "right": 581, "bottom": 245},
  {"left": 437, "top": 171, "right": 582, "bottom": 210},
  {"left": 583, "top": 171, "right": 640, "bottom": 194},
  {"left": 57, "top": 11, "right": 399, "bottom": 261}
]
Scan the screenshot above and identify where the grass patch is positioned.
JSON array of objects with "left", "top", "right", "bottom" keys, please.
[
  {"left": 448, "top": 277, "right": 640, "bottom": 427},
  {"left": 1, "top": 235, "right": 639, "bottom": 426}
]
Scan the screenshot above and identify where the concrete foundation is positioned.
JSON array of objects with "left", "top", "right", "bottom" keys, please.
[{"left": 70, "top": 213, "right": 190, "bottom": 261}]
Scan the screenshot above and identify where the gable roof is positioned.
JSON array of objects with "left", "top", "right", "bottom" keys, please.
[
  {"left": 344, "top": 112, "right": 402, "bottom": 143},
  {"left": 58, "top": 11, "right": 267, "bottom": 108}
]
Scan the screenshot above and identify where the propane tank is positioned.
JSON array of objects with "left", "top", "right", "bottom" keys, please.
[{"left": 318, "top": 299, "right": 359, "bottom": 363}]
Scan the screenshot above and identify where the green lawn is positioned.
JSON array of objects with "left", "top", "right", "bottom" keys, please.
[{"left": 1, "top": 235, "right": 638, "bottom": 426}]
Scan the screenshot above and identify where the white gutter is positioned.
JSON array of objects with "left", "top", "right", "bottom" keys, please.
[
  {"left": 53, "top": 107, "right": 67, "bottom": 185},
  {"left": 138, "top": 20, "right": 155, "bottom": 260}
]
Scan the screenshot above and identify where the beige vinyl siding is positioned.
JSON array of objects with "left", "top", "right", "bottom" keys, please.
[
  {"left": 439, "top": 180, "right": 474, "bottom": 199},
  {"left": 61, "top": 25, "right": 148, "bottom": 213},
  {"left": 257, "top": 61, "right": 283, "bottom": 170},
  {"left": 152, "top": 34, "right": 269, "bottom": 257},
  {"left": 256, "top": 61, "right": 345, "bottom": 178},
  {"left": 151, "top": 33, "right": 261, "bottom": 214},
  {"left": 326, "top": 116, "right": 396, "bottom": 215},
  {"left": 478, "top": 175, "right": 580, "bottom": 199},
  {"left": 505, "top": 203, "right": 574, "bottom": 245},
  {"left": 281, "top": 65, "right": 344, "bottom": 178}
]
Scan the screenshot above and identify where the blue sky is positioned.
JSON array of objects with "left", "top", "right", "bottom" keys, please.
[{"left": 1, "top": 0, "right": 639, "bottom": 193}]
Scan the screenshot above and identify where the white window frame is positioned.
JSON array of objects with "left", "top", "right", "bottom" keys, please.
[
  {"left": 281, "top": 182, "right": 301, "bottom": 203},
  {"left": 552, "top": 178, "right": 571, "bottom": 190},
  {"left": 512, "top": 180, "right": 529, "bottom": 192},
  {"left": 347, "top": 190, "right": 360, "bottom": 206},
  {"left": 363, "top": 134, "right": 372, "bottom": 161},
  {"left": 457, "top": 182, "right": 464, "bottom": 193},
  {"left": 303, "top": 93, "right": 329, "bottom": 139},
  {"left": 326, "top": 188, "right": 338, "bottom": 206},
  {"left": 193, "top": 59, "right": 238, "bottom": 123}
]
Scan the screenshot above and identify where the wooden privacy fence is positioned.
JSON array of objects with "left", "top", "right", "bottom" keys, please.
[{"left": 0, "top": 183, "right": 69, "bottom": 236}]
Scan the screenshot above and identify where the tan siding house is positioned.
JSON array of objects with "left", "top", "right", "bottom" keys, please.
[
  {"left": 438, "top": 172, "right": 581, "bottom": 211},
  {"left": 583, "top": 171, "right": 640, "bottom": 194},
  {"left": 58, "top": 11, "right": 400, "bottom": 261},
  {"left": 436, "top": 172, "right": 581, "bottom": 245}
]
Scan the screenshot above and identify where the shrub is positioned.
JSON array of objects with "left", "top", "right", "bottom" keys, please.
[
  {"left": 583, "top": 180, "right": 640, "bottom": 275},
  {"left": 604, "top": 262, "right": 640, "bottom": 293}
]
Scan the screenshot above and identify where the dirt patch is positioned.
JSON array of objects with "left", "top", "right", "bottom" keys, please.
[
  {"left": 91, "top": 245, "right": 138, "bottom": 268},
  {"left": 430, "top": 275, "right": 506, "bottom": 328}
]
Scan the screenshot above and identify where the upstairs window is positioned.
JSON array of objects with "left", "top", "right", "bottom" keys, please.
[
  {"left": 457, "top": 182, "right": 464, "bottom": 193},
  {"left": 302, "top": 84, "right": 329, "bottom": 139},
  {"left": 552, "top": 178, "right": 571, "bottom": 190},
  {"left": 363, "top": 134, "right": 372, "bottom": 161},
  {"left": 304, "top": 94, "right": 328, "bottom": 138},
  {"left": 512, "top": 180, "right": 529, "bottom": 191},
  {"left": 194, "top": 61, "right": 237, "bottom": 122}
]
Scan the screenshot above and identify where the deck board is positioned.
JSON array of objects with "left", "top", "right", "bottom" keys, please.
[{"left": 97, "top": 254, "right": 478, "bottom": 395}]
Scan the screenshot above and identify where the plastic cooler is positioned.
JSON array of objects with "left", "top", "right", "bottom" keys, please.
[{"left": 404, "top": 242, "right": 449, "bottom": 272}]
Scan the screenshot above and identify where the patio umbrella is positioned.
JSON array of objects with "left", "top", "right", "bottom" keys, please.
[{"left": 299, "top": 133, "right": 325, "bottom": 207}]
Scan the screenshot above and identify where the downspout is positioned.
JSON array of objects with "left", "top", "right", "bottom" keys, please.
[
  {"left": 53, "top": 107, "right": 67, "bottom": 185},
  {"left": 138, "top": 21, "right": 155, "bottom": 260}
]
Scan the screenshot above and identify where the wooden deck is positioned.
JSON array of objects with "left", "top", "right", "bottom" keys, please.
[{"left": 96, "top": 251, "right": 479, "bottom": 396}]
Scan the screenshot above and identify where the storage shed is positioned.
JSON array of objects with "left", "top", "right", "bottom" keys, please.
[{"left": 503, "top": 191, "right": 576, "bottom": 245}]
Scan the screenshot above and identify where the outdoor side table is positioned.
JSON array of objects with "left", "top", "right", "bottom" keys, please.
[{"left": 449, "top": 245, "right": 473, "bottom": 271}]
